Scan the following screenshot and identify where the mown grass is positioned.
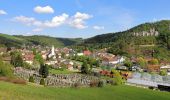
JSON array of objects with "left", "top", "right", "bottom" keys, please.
[
  {"left": 49, "top": 69, "right": 77, "bottom": 74},
  {"left": 0, "top": 81, "right": 169, "bottom": 100}
]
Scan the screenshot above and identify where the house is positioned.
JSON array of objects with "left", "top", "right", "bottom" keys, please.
[
  {"left": 83, "top": 50, "right": 92, "bottom": 56},
  {"left": 23, "top": 53, "right": 34, "bottom": 64},
  {"left": 101, "top": 54, "right": 125, "bottom": 66},
  {"left": 45, "top": 60, "right": 58, "bottom": 65},
  {"left": 117, "top": 66, "right": 128, "bottom": 70},
  {"left": 77, "top": 53, "right": 84, "bottom": 56}
]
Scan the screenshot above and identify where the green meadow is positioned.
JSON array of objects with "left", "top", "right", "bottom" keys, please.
[{"left": 0, "top": 81, "right": 169, "bottom": 100}]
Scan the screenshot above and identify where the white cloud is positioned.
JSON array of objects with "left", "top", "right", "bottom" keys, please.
[
  {"left": 32, "top": 28, "right": 43, "bottom": 32},
  {"left": 13, "top": 12, "right": 92, "bottom": 30},
  {"left": 13, "top": 13, "right": 68, "bottom": 28},
  {"left": 0, "top": 10, "right": 7, "bottom": 15},
  {"left": 13, "top": 16, "right": 37, "bottom": 26},
  {"left": 34, "top": 6, "right": 54, "bottom": 14},
  {"left": 69, "top": 12, "right": 93, "bottom": 29},
  {"left": 43, "top": 13, "right": 69, "bottom": 27},
  {"left": 93, "top": 26, "right": 104, "bottom": 30}
]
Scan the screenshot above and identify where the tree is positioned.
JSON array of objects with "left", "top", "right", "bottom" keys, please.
[
  {"left": 160, "top": 70, "right": 167, "bottom": 76},
  {"left": 0, "top": 60, "right": 13, "bottom": 77},
  {"left": 111, "top": 70, "right": 124, "bottom": 85},
  {"left": 40, "top": 78, "right": 45, "bottom": 85},
  {"left": 34, "top": 53, "right": 44, "bottom": 65},
  {"left": 10, "top": 51, "right": 23, "bottom": 67},
  {"left": 39, "top": 64, "right": 49, "bottom": 78},
  {"left": 32, "top": 48, "right": 37, "bottom": 55},
  {"left": 29, "top": 76, "right": 34, "bottom": 83},
  {"left": 32, "top": 59, "right": 40, "bottom": 70},
  {"left": 124, "top": 60, "right": 133, "bottom": 68},
  {"left": 137, "top": 57, "right": 147, "bottom": 69},
  {"left": 149, "top": 59, "right": 159, "bottom": 65},
  {"left": 81, "top": 61, "right": 90, "bottom": 74}
]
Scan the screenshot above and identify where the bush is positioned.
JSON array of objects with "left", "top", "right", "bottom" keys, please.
[
  {"left": 0, "top": 61, "right": 13, "bottom": 77},
  {"left": 72, "top": 82, "right": 81, "bottom": 88},
  {"left": 40, "top": 78, "right": 45, "bottom": 85},
  {"left": 111, "top": 70, "right": 124, "bottom": 85},
  {"left": 110, "top": 80, "right": 116, "bottom": 85},
  {"left": 39, "top": 64, "right": 49, "bottom": 78},
  {"left": 149, "top": 59, "right": 159, "bottom": 65},
  {"left": 29, "top": 76, "right": 34, "bottom": 83},
  {"left": 90, "top": 81, "right": 98, "bottom": 87},
  {"left": 160, "top": 70, "right": 167, "bottom": 76},
  {"left": 98, "top": 80, "right": 104, "bottom": 87}
]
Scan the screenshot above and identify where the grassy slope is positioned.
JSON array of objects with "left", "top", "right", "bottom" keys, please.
[
  {"left": 0, "top": 34, "right": 24, "bottom": 41},
  {"left": 0, "top": 81, "right": 169, "bottom": 100},
  {"left": 0, "top": 33, "right": 82, "bottom": 47}
]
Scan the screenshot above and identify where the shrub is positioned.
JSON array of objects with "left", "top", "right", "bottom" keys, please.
[
  {"left": 98, "top": 80, "right": 104, "bottom": 88},
  {"left": 90, "top": 81, "right": 98, "bottom": 87},
  {"left": 149, "top": 59, "right": 159, "bottom": 65},
  {"left": 160, "top": 70, "right": 167, "bottom": 76},
  {"left": 72, "top": 82, "right": 81, "bottom": 88},
  {"left": 111, "top": 70, "right": 124, "bottom": 85},
  {"left": 29, "top": 76, "right": 34, "bottom": 83},
  {"left": 40, "top": 78, "right": 45, "bottom": 85},
  {"left": 0, "top": 61, "right": 13, "bottom": 77},
  {"left": 110, "top": 80, "right": 116, "bottom": 85},
  {"left": 39, "top": 64, "right": 49, "bottom": 78}
]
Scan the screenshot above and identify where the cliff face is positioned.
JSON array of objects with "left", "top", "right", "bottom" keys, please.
[{"left": 133, "top": 28, "right": 159, "bottom": 37}]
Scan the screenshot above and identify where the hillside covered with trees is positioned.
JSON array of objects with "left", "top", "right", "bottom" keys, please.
[
  {"left": 79, "top": 20, "right": 170, "bottom": 61},
  {"left": 0, "top": 34, "right": 82, "bottom": 47}
]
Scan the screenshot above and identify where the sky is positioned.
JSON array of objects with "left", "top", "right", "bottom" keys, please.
[{"left": 0, "top": 0, "right": 170, "bottom": 38}]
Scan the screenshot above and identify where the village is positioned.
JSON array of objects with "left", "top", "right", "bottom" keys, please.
[{"left": 0, "top": 45, "right": 170, "bottom": 91}]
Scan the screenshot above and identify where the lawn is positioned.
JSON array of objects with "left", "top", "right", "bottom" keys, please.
[
  {"left": 0, "top": 81, "right": 169, "bottom": 100},
  {"left": 49, "top": 68, "right": 77, "bottom": 74}
]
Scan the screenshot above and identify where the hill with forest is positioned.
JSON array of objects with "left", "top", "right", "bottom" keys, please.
[
  {"left": 82, "top": 20, "right": 170, "bottom": 61},
  {"left": 0, "top": 34, "right": 82, "bottom": 47}
]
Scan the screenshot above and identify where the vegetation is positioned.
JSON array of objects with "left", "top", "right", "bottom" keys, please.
[
  {"left": 0, "top": 33, "right": 82, "bottom": 48},
  {"left": 0, "top": 81, "right": 169, "bottom": 100},
  {"left": 75, "top": 20, "right": 170, "bottom": 62},
  {"left": 0, "top": 60, "right": 13, "bottom": 77},
  {"left": 10, "top": 51, "right": 23, "bottom": 67},
  {"left": 71, "top": 55, "right": 100, "bottom": 68},
  {"left": 137, "top": 57, "right": 148, "bottom": 69},
  {"left": 160, "top": 70, "right": 167, "bottom": 76},
  {"left": 81, "top": 61, "right": 90, "bottom": 74},
  {"left": 49, "top": 68, "right": 74, "bottom": 74},
  {"left": 40, "top": 78, "right": 45, "bottom": 85},
  {"left": 39, "top": 64, "right": 49, "bottom": 78},
  {"left": 124, "top": 59, "right": 133, "bottom": 69},
  {"left": 29, "top": 76, "right": 34, "bottom": 83},
  {"left": 34, "top": 53, "right": 44, "bottom": 65},
  {"left": 111, "top": 70, "right": 124, "bottom": 85}
]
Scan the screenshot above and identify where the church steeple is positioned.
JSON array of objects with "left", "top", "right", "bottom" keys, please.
[{"left": 47, "top": 45, "right": 56, "bottom": 59}]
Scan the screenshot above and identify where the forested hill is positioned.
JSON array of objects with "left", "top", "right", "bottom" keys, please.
[
  {"left": 84, "top": 20, "right": 170, "bottom": 44},
  {"left": 81, "top": 20, "right": 170, "bottom": 60},
  {"left": 0, "top": 34, "right": 82, "bottom": 47}
]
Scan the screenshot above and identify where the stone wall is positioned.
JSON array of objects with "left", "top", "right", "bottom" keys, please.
[{"left": 14, "top": 67, "right": 100, "bottom": 87}]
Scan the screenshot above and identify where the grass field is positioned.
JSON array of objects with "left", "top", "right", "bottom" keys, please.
[
  {"left": 49, "top": 69, "right": 77, "bottom": 74},
  {"left": 0, "top": 81, "right": 170, "bottom": 100}
]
